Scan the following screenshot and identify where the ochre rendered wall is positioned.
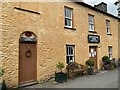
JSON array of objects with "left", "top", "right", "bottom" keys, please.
[{"left": 1, "top": 2, "right": 119, "bottom": 87}]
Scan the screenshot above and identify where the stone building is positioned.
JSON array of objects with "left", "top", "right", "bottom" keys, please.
[
  {"left": 115, "top": 0, "right": 120, "bottom": 59},
  {"left": 0, "top": 1, "right": 119, "bottom": 88}
]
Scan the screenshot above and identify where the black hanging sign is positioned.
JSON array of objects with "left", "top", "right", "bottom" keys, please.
[{"left": 88, "top": 35, "right": 100, "bottom": 43}]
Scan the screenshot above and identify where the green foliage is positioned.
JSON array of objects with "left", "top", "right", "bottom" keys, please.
[
  {"left": 102, "top": 56, "right": 110, "bottom": 64},
  {"left": 111, "top": 64, "right": 115, "bottom": 70},
  {"left": 0, "top": 68, "right": 4, "bottom": 76},
  {"left": 56, "top": 62, "right": 65, "bottom": 72},
  {"left": 86, "top": 59, "right": 95, "bottom": 67}
]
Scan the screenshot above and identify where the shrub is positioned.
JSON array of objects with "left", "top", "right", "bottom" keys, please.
[
  {"left": 56, "top": 62, "right": 65, "bottom": 73},
  {"left": 86, "top": 59, "right": 95, "bottom": 68},
  {"left": 102, "top": 56, "right": 110, "bottom": 64},
  {"left": 111, "top": 64, "right": 115, "bottom": 70},
  {"left": 0, "top": 68, "right": 4, "bottom": 76}
]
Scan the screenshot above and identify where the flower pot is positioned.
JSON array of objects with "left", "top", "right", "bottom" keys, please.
[
  {"left": 104, "top": 64, "right": 110, "bottom": 70},
  {"left": 0, "top": 81, "right": 6, "bottom": 90},
  {"left": 87, "top": 68, "right": 93, "bottom": 75},
  {"left": 1, "top": 80, "right": 6, "bottom": 90},
  {"left": 55, "top": 72, "right": 67, "bottom": 83},
  {"left": 0, "top": 83, "right": 2, "bottom": 90}
]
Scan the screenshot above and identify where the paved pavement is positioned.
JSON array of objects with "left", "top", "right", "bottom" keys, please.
[{"left": 20, "top": 69, "right": 118, "bottom": 89}]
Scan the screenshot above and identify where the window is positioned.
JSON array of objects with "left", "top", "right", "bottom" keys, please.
[
  {"left": 64, "top": 7, "right": 72, "bottom": 28},
  {"left": 88, "top": 15, "right": 94, "bottom": 31},
  {"left": 106, "top": 20, "right": 110, "bottom": 34},
  {"left": 66, "top": 45, "right": 74, "bottom": 64},
  {"left": 108, "top": 46, "right": 112, "bottom": 60}
]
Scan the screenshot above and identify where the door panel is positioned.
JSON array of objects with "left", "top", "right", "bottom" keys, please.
[
  {"left": 89, "top": 46, "right": 97, "bottom": 69},
  {"left": 19, "top": 43, "right": 37, "bottom": 84}
]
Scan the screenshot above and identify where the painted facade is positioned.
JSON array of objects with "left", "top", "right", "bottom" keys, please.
[{"left": 0, "top": 2, "right": 119, "bottom": 88}]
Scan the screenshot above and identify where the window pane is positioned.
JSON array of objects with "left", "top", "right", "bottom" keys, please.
[
  {"left": 108, "top": 46, "right": 112, "bottom": 60},
  {"left": 88, "top": 16, "right": 91, "bottom": 22},
  {"left": 108, "top": 47, "right": 112, "bottom": 54},
  {"left": 65, "top": 19, "right": 72, "bottom": 27},
  {"left": 89, "top": 15, "right": 93, "bottom": 23},
  {"left": 88, "top": 15, "right": 94, "bottom": 31},
  {"left": 67, "top": 19, "right": 69, "bottom": 26},
  {"left": 65, "top": 7, "right": 72, "bottom": 27},
  {"left": 107, "top": 28, "right": 110, "bottom": 33},
  {"left": 68, "top": 19, "right": 71, "bottom": 26},
  {"left": 65, "top": 19, "right": 68, "bottom": 26},
  {"left": 71, "top": 47, "right": 73, "bottom": 55},
  {"left": 66, "top": 56, "right": 69, "bottom": 64},
  {"left": 65, "top": 8, "right": 72, "bottom": 18},
  {"left": 66, "top": 46, "right": 74, "bottom": 64},
  {"left": 66, "top": 9, "right": 69, "bottom": 17},
  {"left": 68, "top": 10, "right": 71, "bottom": 18},
  {"left": 106, "top": 21, "right": 110, "bottom": 27},
  {"left": 70, "top": 56, "right": 73, "bottom": 61},
  {"left": 106, "top": 20, "right": 110, "bottom": 33},
  {"left": 106, "top": 21, "right": 108, "bottom": 27},
  {"left": 91, "top": 25, "right": 94, "bottom": 31},
  {"left": 65, "top": 9, "right": 67, "bottom": 17},
  {"left": 89, "top": 24, "right": 91, "bottom": 30},
  {"left": 69, "top": 47, "right": 71, "bottom": 55},
  {"left": 66, "top": 46, "right": 68, "bottom": 55}
]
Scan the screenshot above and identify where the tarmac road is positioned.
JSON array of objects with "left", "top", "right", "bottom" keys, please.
[
  {"left": 22, "top": 69, "right": 118, "bottom": 89},
  {"left": 53, "top": 69, "right": 118, "bottom": 88}
]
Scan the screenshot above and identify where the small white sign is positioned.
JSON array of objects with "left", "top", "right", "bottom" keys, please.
[
  {"left": 91, "top": 49, "right": 94, "bottom": 53},
  {"left": 89, "top": 53, "right": 91, "bottom": 57},
  {"left": 94, "top": 52, "right": 96, "bottom": 55},
  {"left": 92, "top": 53, "right": 94, "bottom": 57}
]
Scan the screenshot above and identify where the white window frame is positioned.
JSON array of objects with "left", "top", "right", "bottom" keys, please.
[
  {"left": 106, "top": 20, "right": 110, "bottom": 34},
  {"left": 108, "top": 46, "right": 112, "bottom": 60},
  {"left": 64, "top": 7, "right": 73, "bottom": 28},
  {"left": 88, "top": 15, "right": 94, "bottom": 31},
  {"left": 66, "top": 45, "right": 74, "bottom": 64}
]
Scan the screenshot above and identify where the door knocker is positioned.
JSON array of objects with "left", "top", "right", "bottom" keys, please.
[{"left": 25, "top": 50, "right": 32, "bottom": 58}]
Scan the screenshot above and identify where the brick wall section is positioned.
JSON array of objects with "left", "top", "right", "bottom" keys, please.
[{"left": 1, "top": 2, "right": 119, "bottom": 87}]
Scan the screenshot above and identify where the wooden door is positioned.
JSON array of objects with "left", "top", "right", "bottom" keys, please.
[
  {"left": 19, "top": 43, "right": 37, "bottom": 84},
  {"left": 89, "top": 46, "right": 97, "bottom": 69}
]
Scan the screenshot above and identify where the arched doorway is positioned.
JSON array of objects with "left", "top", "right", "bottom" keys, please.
[{"left": 19, "top": 31, "right": 37, "bottom": 85}]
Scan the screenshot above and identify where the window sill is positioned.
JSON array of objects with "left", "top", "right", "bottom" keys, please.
[
  {"left": 89, "top": 31, "right": 97, "bottom": 33},
  {"left": 107, "top": 33, "right": 112, "bottom": 35},
  {"left": 64, "top": 27, "right": 76, "bottom": 30}
]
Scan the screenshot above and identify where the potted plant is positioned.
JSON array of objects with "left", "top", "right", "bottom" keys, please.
[
  {"left": 55, "top": 62, "right": 67, "bottom": 83},
  {"left": 0, "top": 68, "right": 6, "bottom": 90},
  {"left": 86, "top": 59, "right": 95, "bottom": 75},
  {"left": 102, "top": 56, "right": 110, "bottom": 70}
]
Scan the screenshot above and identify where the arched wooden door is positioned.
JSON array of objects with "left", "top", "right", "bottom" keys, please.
[{"left": 19, "top": 31, "right": 37, "bottom": 85}]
